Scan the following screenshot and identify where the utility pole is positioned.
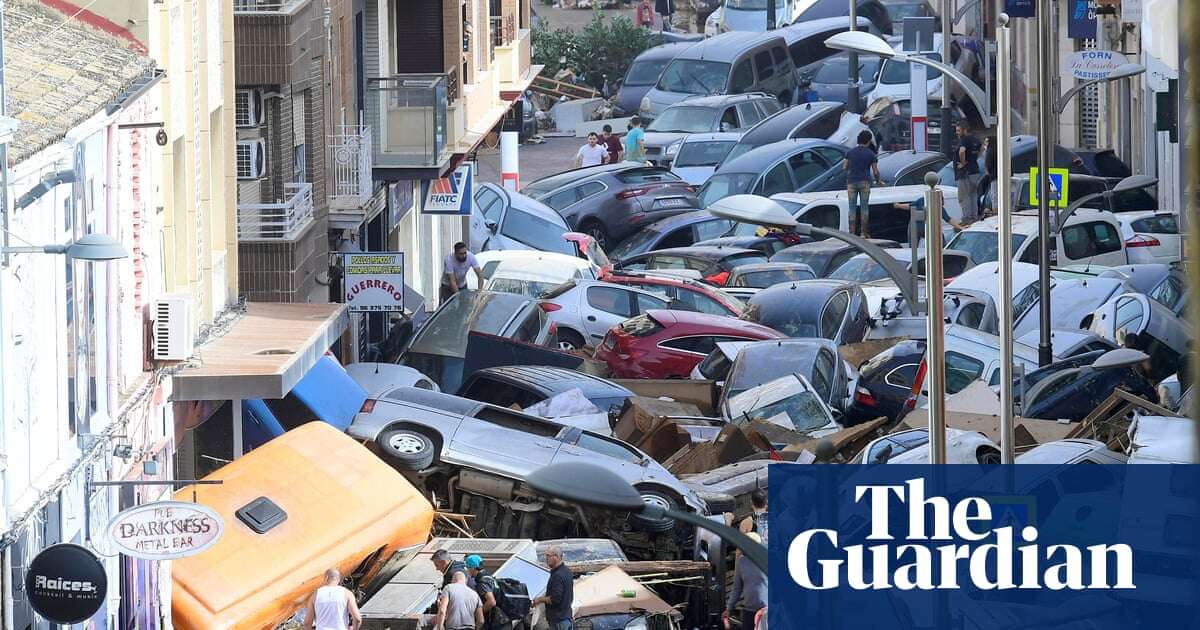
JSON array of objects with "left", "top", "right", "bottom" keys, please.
[
  {"left": 847, "top": 0, "right": 859, "bottom": 113},
  {"left": 924, "top": 171, "right": 947, "bottom": 466},
  {"left": 1035, "top": 0, "right": 1054, "bottom": 367},
  {"left": 939, "top": 0, "right": 952, "bottom": 156},
  {"left": 996, "top": 13, "right": 1015, "bottom": 464}
]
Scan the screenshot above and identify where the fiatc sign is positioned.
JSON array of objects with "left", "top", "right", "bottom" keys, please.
[
  {"left": 423, "top": 162, "right": 474, "bottom": 215},
  {"left": 25, "top": 544, "right": 107, "bottom": 625},
  {"left": 107, "top": 501, "right": 224, "bottom": 560},
  {"left": 342, "top": 252, "right": 405, "bottom": 312}
]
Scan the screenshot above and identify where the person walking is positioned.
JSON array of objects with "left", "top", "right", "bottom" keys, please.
[
  {"left": 303, "top": 569, "right": 362, "bottom": 630},
  {"left": 532, "top": 546, "right": 573, "bottom": 630},
  {"left": 635, "top": 0, "right": 654, "bottom": 29},
  {"left": 843, "top": 130, "right": 882, "bottom": 238},
  {"left": 723, "top": 533, "right": 767, "bottom": 630},
  {"left": 574, "top": 132, "right": 609, "bottom": 168},
  {"left": 654, "top": 0, "right": 672, "bottom": 32},
  {"left": 441, "top": 243, "right": 485, "bottom": 305},
  {"left": 624, "top": 117, "right": 647, "bottom": 164},
  {"left": 980, "top": 134, "right": 998, "bottom": 218},
  {"left": 954, "top": 121, "right": 983, "bottom": 222},
  {"left": 601, "top": 125, "right": 624, "bottom": 164},
  {"left": 432, "top": 548, "right": 476, "bottom": 589},
  {"left": 437, "top": 571, "right": 485, "bottom": 630},
  {"left": 739, "top": 489, "right": 768, "bottom": 546}
]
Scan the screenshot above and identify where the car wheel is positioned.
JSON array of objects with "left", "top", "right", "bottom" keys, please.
[
  {"left": 628, "top": 489, "right": 680, "bottom": 533},
  {"left": 582, "top": 220, "right": 609, "bottom": 251},
  {"left": 977, "top": 447, "right": 1001, "bottom": 465},
  {"left": 557, "top": 329, "right": 586, "bottom": 351},
  {"left": 377, "top": 428, "right": 436, "bottom": 470}
]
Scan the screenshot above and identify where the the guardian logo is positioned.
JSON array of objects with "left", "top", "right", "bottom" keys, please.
[{"left": 787, "top": 479, "right": 1135, "bottom": 591}]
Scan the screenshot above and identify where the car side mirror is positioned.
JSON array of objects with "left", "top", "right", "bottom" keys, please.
[
  {"left": 873, "top": 444, "right": 894, "bottom": 464},
  {"left": 486, "top": 220, "right": 498, "bottom": 233}
]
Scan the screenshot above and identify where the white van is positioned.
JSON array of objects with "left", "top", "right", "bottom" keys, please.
[
  {"left": 946, "top": 209, "right": 1129, "bottom": 268},
  {"left": 765, "top": 184, "right": 962, "bottom": 244}
]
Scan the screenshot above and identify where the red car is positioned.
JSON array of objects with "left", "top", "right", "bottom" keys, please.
[
  {"left": 599, "top": 269, "right": 745, "bottom": 317},
  {"left": 594, "top": 309, "right": 785, "bottom": 379}
]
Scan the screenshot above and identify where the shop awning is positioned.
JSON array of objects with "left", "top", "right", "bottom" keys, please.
[{"left": 171, "top": 303, "right": 349, "bottom": 401}]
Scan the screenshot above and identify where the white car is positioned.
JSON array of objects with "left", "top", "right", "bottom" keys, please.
[
  {"left": 470, "top": 183, "right": 577, "bottom": 254},
  {"left": 1115, "top": 211, "right": 1181, "bottom": 264},
  {"left": 539, "top": 279, "right": 671, "bottom": 350},
  {"left": 851, "top": 428, "right": 1001, "bottom": 464},
  {"left": 670, "top": 132, "right": 743, "bottom": 186},
  {"left": 766, "top": 184, "right": 963, "bottom": 242},
  {"left": 1016, "top": 439, "right": 1128, "bottom": 464},
  {"left": 704, "top": 6, "right": 723, "bottom": 37},
  {"left": 725, "top": 373, "right": 841, "bottom": 441},
  {"left": 865, "top": 34, "right": 947, "bottom": 105},
  {"left": 467, "top": 250, "right": 599, "bottom": 291},
  {"left": 344, "top": 363, "right": 439, "bottom": 397},
  {"left": 946, "top": 209, "right": 1129, "bottom": 268},
  {"left": 1011, "top": 276, "right": 1131, "bottom": 337}
]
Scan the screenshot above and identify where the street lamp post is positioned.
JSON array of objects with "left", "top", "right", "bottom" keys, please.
[
  {"left": 996, "top": 13, "right": 1015, "bottom": 464},
  {"left": 1035, "top": 0, "right": 1053, "bottom": 367},
  {"left": 923, "top": 172, "right": 947, "bottom": 465},
  {"left": 848, "top": 0, "right": 859, "bottom": 113},
  {"left": 526, "top": 461, "right": 768, "bottom": 572}
]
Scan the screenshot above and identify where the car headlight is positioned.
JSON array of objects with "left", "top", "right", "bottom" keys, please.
[
  {"left": 665, "top": 140, "right": 683, "bottom": 156},
  {"left": 640, "top": 96, "right": 651, "bottom": 113}
]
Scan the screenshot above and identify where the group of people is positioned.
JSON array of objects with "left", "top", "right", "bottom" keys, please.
[
  {"left": 573, "top": 117, "right": 649, "bottom": 168},
  {"left": 843, "top": 121, "right": 992, "bottom": 239}
]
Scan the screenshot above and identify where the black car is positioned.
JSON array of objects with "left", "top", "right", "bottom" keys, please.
[
  {"left": 694, "top": 235, "right": 804, "bottom": 257},
  {"left": 1023, "top": 350, "right": 1159, "bottom": 422},
  {"left": 608, "top": 211, "right": 735, "bottom": 262},
  {"left": 615, "top": 246, "right": 769, "bottom": 286},
  {"left": 722, "top": 102, "right": 850, "bottom": 165},
  {"left": 844, "top": 339, "right": 925, "bottom": 426},
  {"left": 798, "top": 52, "right": 882, "bottom": 111},
  {"left": 614, "top": 43, "right": 692, "bottom": 116},
  {"left": 800, "top": 150, "right": 949, "bottom": 192},
  {"left": 739, "top": 279, "right": 870, "bottom": 344},
  {"left": 522, "top": 164, "right": 699, "bottom": 250},
  {"left": 770, "top": 239, "right": 900, "bottom": 277},
  {"left": 797, "top": 0, "right": 894, "bottom": 34},
  {"left": 1067, "top": 148, "right": 1133, "bottom": 178},
  {"left": 458, "top": 365, "right": 635, "bottom": 416}
]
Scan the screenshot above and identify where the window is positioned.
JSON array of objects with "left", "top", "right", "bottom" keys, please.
[
  {"left": 788, "top": 151, "right": 826, "bottom": 188},
  {"left": 944, "top": 352, "right": 985, "bottom": 394},
  {"left": 942, "top": 255, "right": 969, "bottom": 278},
  {"left": 501, "top": 209, "right": 574, "bottom": 253},
  {"left": 1113, "top": 297, "right": 1145, "bottom": 339},
  {"left": 1012, "top": 281, "right": 1042, "bottom": 321},
  {"left": 770, "top": 46, "right": 788, "bottom": 66},
  {"left": 819, "top": 291, "right": 849, "bottom": 340},
  {"left": 462, "top": 378, "right": 543, "bottom": 409},
  {"left": 803, "top": 204, "right": 840, "bottom": 229},
  {"left": 1018, "top": 237, "right": 1057, "bottom": 265},
  {"left": 885, "top": 364, "right": 919, "bottom": 389},
  {"left": 757, "top": 98, "right": 783, "bottom": 117},
  {"left": 956, "top": 302, "right": 985, "bottom": 328},
  {"left": 812, "top": 349, "right": 835, "bottom": 400},
  {"left": 1061, "top": 221, "right": 1121, "bottom": 259},
  {"left": 673, "top": 288, "right": 730, "bottom": 315},
  {"left": 474, "top": 406, "right": 561, "bottom": 438},
  {"left": 1131, "top": 214, "right": 1179, "bottom": 234},
  {"left": 719, "top": 107, "right": 740, "bottom": 131},
  {"left": 235, "top": 89, "right": 265, "bottom": 127},
  {"left": 586, "top": 286, "right": 635, "bottom": 318},
  {"left": 476, "top": 187, "right": 504, "bottom": 223},
  {"left": 796, "top": 108, "right": 842, "bottom": 140},
  {"left": 736, "top": 103, "right": 764, "bottom": 128},
  {"left": 575, "top": 434, "right": 642, "bottom": 463},
  {"left": 635, "top": 292, "right": 669, "bottom": 313},
  {"left": 694, "top": 219, "right": 733, "bottom": 241},
  {"left": 578, "top": 181, "right": 607, "bottom": 200},
  {"left": 650, "top": 255, "right": 689, "bottom": 269},
  {"left": 662, "top": 335, "right": 744, "bottom": 355},
  {"left": 813, "top": 146, "right": 845, "bottom": 166},
  {"left": 754, "top": 51, "right": 775, "bottom": 80},
  {"left": 730, "top": 60, "right": 755, "bottom": 93},
  {"left": 236, "top": 140, "right": 267, "bottom": 179},
  {"left": 757, "top": 163, "right": 794, "bottom": 196},
  {"left": 545, "top": 187, "right": 580, "bottom": 210},
  {"left": 1150, "top": 275, "right": 1184, "bottom": 312},
  {"left": 658, "top": 59, "right": 733, "bottom": 95},
  {"left": 293, "top": 144, "right": 307, "bottom": 183}
]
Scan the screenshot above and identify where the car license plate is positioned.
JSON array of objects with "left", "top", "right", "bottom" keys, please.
[{"left": 656, "top": 197, "right": 688, "bottom": 208}]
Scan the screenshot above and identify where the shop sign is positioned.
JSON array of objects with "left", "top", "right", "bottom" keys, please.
[
  {"left": 107, "top": 501, "right": 224, "bottom": 560},
  {"left": 342, "top": 252, "right": 405, "bottom": 312},
  {"left": 25, "top": 544, "right": 107, "bottom": 625},
  {"left": 390, "top": 181, "right": 414, "bottom": 230},
  {"left": 1065, "top": 50, "right": 1129, "bottom": 80},
  {"left": 423, "top": 162, "right": 474, "bottom": 215}
]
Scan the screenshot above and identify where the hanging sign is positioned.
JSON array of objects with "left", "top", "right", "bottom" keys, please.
[
  {"left": 423, "top": 162, "right": 474, "bottom": 215},
  {"left": 1004, "top": 0, "right": 1035, "bottom": 18},
  {"left": 25, "top": 544, "right": 107, "bottom": 625},
  {"left": 342, "top": 252, "right": 406, "bottom": 312},
  {"left": 107, "top": 501, "right": 224, "bottom": 560},
  {"left": 1065, "top": 50, "right": 1129, "bottom": 80},
  {"left": 1067, "top": 0, "right": 1097, "bottom": 39}
]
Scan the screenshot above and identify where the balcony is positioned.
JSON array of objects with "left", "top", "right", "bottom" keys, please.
[
  {"left": 329, "top": 125, "right": 374, "bottom": 211},
  {"left": 233, "top": 0, "right": 313, "bottom": 85},
  {"left": 238, "top": 183, "right": 315, "bottom": 241},
  {"left": 495, "top": 27, "right": 536, "bottom": 93},
  {"left": 367, "top": 74, "right": 451, "bottom": 173},
  {"left": 233, "top": 0, "right": 310, "bottom": 13}
]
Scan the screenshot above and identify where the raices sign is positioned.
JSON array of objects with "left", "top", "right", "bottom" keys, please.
[
  {"left": 25, "top": 544, "right": 107, "bottom": 625},
  {"left": 107, "top": 501, "right": 224, "bottom": 560}
]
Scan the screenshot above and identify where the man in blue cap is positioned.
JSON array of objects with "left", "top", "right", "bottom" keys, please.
[{"left": 466, "top": 554, "right": 508, "bottom": 630}]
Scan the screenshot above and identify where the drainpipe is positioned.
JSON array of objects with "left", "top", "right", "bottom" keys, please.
[{"left": 106, "top": 124, "right": 120, "bottom": 431}]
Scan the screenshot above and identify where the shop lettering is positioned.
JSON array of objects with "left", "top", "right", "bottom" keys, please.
[
  {"left": 34, "top": 576, "right": 98, "bottom": 593},
  {"left": 345, "top": 279, "right": 404, "bottom": 302},
  {"left": 787, "top": 478, "right": 1135, "bottom": 590},
  {"left": 430, "top": 193, "right": 461, "bottom": 204}
]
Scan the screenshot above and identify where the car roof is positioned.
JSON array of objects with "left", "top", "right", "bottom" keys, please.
[
  {"left": 751, "top": 278, "right": 856, "bottom": 301},
  {"left": 640, "top": 245, "right": 759, "bottom": 260},
  {"left": 737, "top": 102, "right": 842, "bottom": 145},
  {"left": 963, "top": 208, "right": 1119, "bottom": 235},
  {"left": 772, "top": 184, "right": 954, "bottom": 207},
  {"left": 380, "top": 386, "right": 484, "bottom": 418},
  {"left": 634, "top": 41, "right": 694, "bottom": 61},
  {"left": 681, "top": 131, "right": 744, "bottom": 143},
  {"left": 716, "top": 138, "right": 846, "bottom": 173},
  {"left": 675, "top": 30, "right": 784, "bottom": 61},
  {"left": 730, "top": 262, "right": 813, "bottom": 274},
  {"left": 637, "top": 210, "right": 719, "bottom": 235},
  {"left": 774, "top": 238, "right": 900, "bottom": 255},
  {"left": 694, "top": 235, "right": 771, "bottom": 247},
  {"left": 468, "top": 366, "right": 633, "bottom": 398},
  {"left": 523, "top": 163, "right": 671, "bottom": 195},
  {"left": 875, "top": 150, "right": 945, "bottom": 178},
  {"left": 777, "top": 16, "right": 871, "bottom": 42},
  {"left": 1016, "top": 439, "right": 1106, "bottom": 464},
  {"left": 944, "top": 324, "right": 1041, "bottom": 360},
  {"left": 644, "top": 308, "right": 782, "bottom": 335},
  {"left": 672, "top": 93, "right": 767, "bottom": 108}
]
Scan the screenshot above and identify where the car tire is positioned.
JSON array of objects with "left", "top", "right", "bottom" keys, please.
[
  {"left": 378, "top": 428, "right": 436, "bottom": 470},
  {"left": 582, "top": 220, "right": 610, "bottom": 251},
  {"left": 977, "top": 447, "right": 1001, "bottom": 465},
  {"left": 628, "top": 489, "right": 680, "bottom": 533},
  {"left": 557, "top": 329, "right": 586, "bottom": 351}
]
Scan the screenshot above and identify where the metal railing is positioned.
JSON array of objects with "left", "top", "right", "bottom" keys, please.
[
  {"left": 237, "top": 183, "right": 315, "bottom": 241},
  {"left": 366, "top": 75, "right": 449, "bottom": 168},
  {"left": 233, "top": 0, "right": 309, "bottom": 13},
  {"left": 491, "top": 15, "right": 516, "bottom": 48},
  {"left": 329, "top": 125, "right": 373, "bottom": 209}
]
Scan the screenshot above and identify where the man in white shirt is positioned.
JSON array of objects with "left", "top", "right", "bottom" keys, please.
[
  {"left": 303, "top": 568, "right": 361, "bottom": 630},
  {"left": 441, "top": 242, "right": 485, "bottom": 304},
  {"left": 574, "top": 132, "right": 609, "bottom": 168}
]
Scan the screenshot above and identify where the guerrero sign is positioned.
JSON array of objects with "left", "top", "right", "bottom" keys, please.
[
  {"left": 1065, "top": 50, "right": 1129, "bottom": 80},
  {"left": 343, "top": 252, "right": 405, "bottom": 312},
  {"left": 25, "top": 544, "right": 107, "bottom": 625},
  {"left": 107, "top": 501, "right": 224, "bottom": 560}
]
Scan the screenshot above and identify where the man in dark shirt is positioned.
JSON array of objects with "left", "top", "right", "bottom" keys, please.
[
  {"left": 601, "top": 124, "right": 623, "bottom": 165},
  {"left": 843, "top": 130, "right": 883, "bottom": 238},
  {"left": 533, "top": 545, "right": 573, "bottom": 629},
  {"left": 432, "top": 549, "right": 475, "bottom": 589},
  {"left": 954, "top": 121, "right": 983, "bottom": 222}
]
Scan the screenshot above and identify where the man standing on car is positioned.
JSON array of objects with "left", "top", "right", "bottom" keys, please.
[
  {"left": 954, "top": 121, "right": 983, "bottom": 222},
  {"left": 625, "top": 116, "right": 647, "bottom": 164},
  {"left": 601, "top": 124, "right": 623, "bottom": 164},
  {"left": 437, "top": 571, "right": 485, "bottom": 630},
  {"left": 843, "top": 130, "right": 883, "bottom": 238},
  {"left": 441, "top": 242, "right": 485, "bottom": 305},
  {"left": 533, "top": 546, "right": 573, "bottom": 630}
]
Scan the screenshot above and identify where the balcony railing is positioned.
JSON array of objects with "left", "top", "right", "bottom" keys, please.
[
  {"left": 367, "top": 75, "right": 449, "bottom": 169},
  {"left": 329, "top": 125, "right": 373, "bottom": 209},
  {"left": 238, "top": 183, "right": 315, "bottom": 241},
  {"left": 233, "top": 0, "right": 309, "bottom": 13}
]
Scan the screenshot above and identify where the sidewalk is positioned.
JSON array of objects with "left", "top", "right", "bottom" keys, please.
[{"left": 533, "top": 3, "right": 637, "bottom": 31}]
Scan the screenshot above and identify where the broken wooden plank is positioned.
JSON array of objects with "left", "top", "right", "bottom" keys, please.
[{"left": 568, "top": 560, "right": 712, "bottom": 577}]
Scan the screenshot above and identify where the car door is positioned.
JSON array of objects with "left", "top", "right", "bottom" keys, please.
[
  {"left": 472, "top": 185, "right": 506, "bottom": 251},
  {"left": 1059, "top": 219, "right": 1126, "bottom": 267},
  {"left": 553, "top": 429, "right": 648, "bottom": 484},
  {"left": 736, "top": 102, "right": 764, "bottom": 130},
  {"left": 718, "top": 105, "right": 742, "bottom": 132},
  {"left": 583, "top": 284, "right": 638, "bottom": 341},
  {"left": 447, "top": 405, "right": 565, "bottom": 476},
  {"left": 755, "top": 161, "right": 797, "bottom": 196},
  {"left": 787, "top": 150, "right": 830, "bottom": 190}
]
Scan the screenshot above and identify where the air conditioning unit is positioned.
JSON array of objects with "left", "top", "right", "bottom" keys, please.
[{"left": 153, "top": 294, "right": 195, "bottom": 361}]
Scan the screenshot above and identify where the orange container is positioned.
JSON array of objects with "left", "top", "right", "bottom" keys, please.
[{"left": 172, "top": 422, "right": 433, "bottom": 630}]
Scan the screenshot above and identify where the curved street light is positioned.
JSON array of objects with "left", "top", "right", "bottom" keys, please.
[
  {"left": 526, "top": 461, "right": 768, "bottom": 573},
  {"left": 2, "top": 233, "right": 128, "bottom": 261},
  {"left": 823, "top": 31, "right": 991, "bottom": 126}
]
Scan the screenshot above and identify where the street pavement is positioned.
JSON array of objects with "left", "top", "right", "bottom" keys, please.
[
  {"left": 475, "top": 136, "right": 583, "bottom": 187},
  {"left": 533, "top": 3, "right": 636, "bottom": 31}
]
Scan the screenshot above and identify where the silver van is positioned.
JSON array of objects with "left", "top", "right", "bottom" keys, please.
[{"left": 639, "top": 31, "right": 799, "bottom": 121}]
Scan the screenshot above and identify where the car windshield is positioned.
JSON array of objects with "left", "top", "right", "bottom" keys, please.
[
  {"left": 879, "top": 53, "right": 942, "bottom": 84},
  {"left": 408, "top": 293, "right": 525, "bottom": 358},
  {"left": 732, "top": 268, "right": 814, "bottom": 288},
  {"left": 674, "top": 140, "right": 737, "bottom": 167},
  {"left": 829, "top": 256, "right": 892, "bottom": 283},
  {"left": 502, "top": 209, "right": 574, "bottom": 254},
  {"left": 887, "top": 2, "right": 930, "bottom": 19},
  {"left": 626, "top": 58, "right": 672, "bottom": 87},
  {"left": 813, "top": 56, "right": 881, "bottom": 83},
  {"left": 648, "top": 106, "right": 716, "bottom": 133},
  {"left": 657, "top": 59, "right": 731, "bottom": 95},
  {"left": 772, "top": 249, "right": 833, "bottom": 274},
  {"left": 726, "top": 375, "right": 833, "bottom": 433},
  {"left": 945, "top": 231, "right": 1028, "bottom": 264},
  {"left": 699, "top": 173, "right": 757, "bottom": 206},
  {"left": 725, "top": 349, "right": 810, "bottom": 399},
  {"left": 697, "top": 348, "right": 734, "bottom": 380},
  {"left": 487, "top": 276, "right": 568, "bottom": 298},
  {"left": 608, "top": 228, "right": 664, "bottom": 261}
]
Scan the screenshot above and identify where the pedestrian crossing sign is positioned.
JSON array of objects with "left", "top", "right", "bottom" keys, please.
[{"left": 1029, "top": 167, "right": 1071, "bottom": 208}]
